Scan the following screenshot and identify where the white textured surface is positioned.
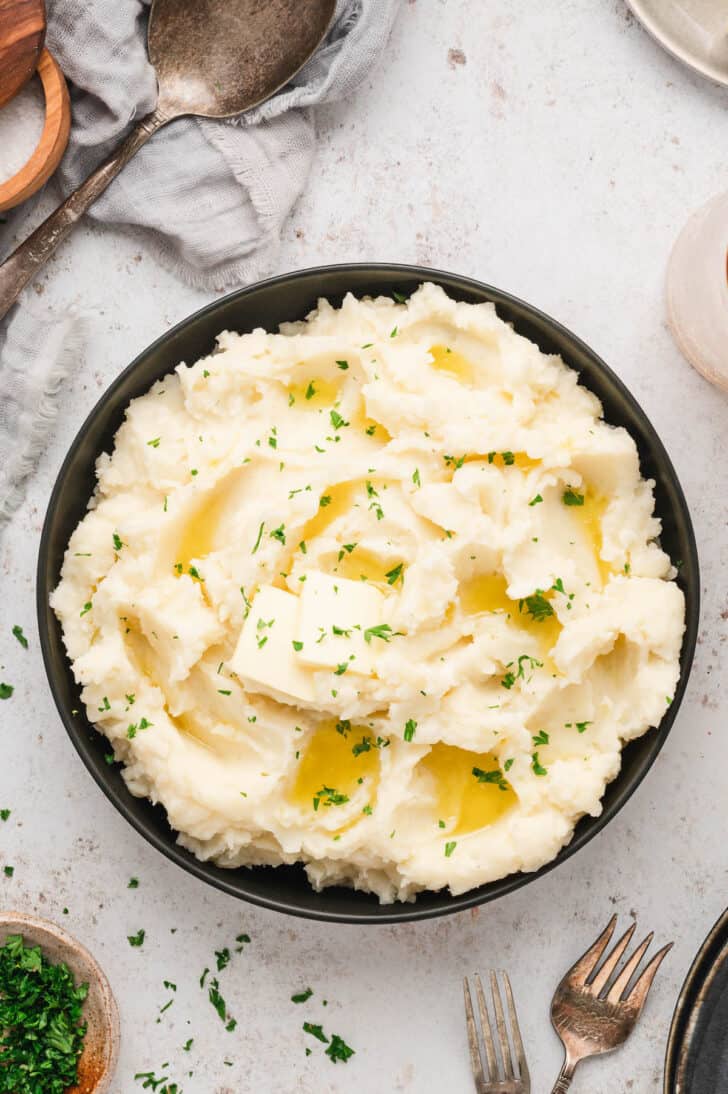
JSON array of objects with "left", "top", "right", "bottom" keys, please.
[{"left": 1, "top": 3, "right": 726, "bottom": 1091}]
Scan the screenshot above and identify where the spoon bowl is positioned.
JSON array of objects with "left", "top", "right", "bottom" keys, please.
[{"left": 150, "top": 0, "right": 336, "bottom": 119}]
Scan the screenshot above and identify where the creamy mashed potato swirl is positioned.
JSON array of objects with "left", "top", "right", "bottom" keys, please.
[{"left": 51, "top": 284, "right": 685, "bottom": 902}]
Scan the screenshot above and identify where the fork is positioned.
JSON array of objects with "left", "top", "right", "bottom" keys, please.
[
  {"left": 550, "top": 914, "right": 673, "bottom": 1092},
  {"left": 464, "top": 970, "right": 530, "bottom": 1093}
]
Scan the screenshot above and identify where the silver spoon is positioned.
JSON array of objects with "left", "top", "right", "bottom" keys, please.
[{"left": 0, "top": 0, "right": 335, "bottom": 320}]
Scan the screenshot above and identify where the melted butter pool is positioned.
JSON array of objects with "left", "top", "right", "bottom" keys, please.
[{"left": 419, "top": 742, "right": 516, "bottom": 835}]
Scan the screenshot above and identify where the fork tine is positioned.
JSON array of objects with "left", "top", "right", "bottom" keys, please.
[
  {"left": 464, "top": 977, "right": 486, "bottom": 1092},
  {"left": 490, "top": 970, "right": 515, "bottom": 1079},
  {"left": 589, "top": 920, "right": 637, "bottom": 996},
  {"left": 475, "top": 973, "right": 499, "bottom": 1080},
  {"left": 502, "top": 970, "right": 529, "bottom": 1082},
  {"left": 567, "top": 914, "right": 618, "bottom": 982},
  {"left": 605, "top": 931, "right": 654, "bottom": 1003},
  {"left": 624, "top": 942, "right": 674, "bottom": 1010}
]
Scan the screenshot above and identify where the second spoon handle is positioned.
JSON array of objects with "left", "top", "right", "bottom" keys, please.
[{"left": 0, "top": 109, "right": 169, "bottom": 322}]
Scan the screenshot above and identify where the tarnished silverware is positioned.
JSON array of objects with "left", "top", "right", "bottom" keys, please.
[
  {"left": 464, "top": 970, "right": 530, "bottom": 1093},
  {"left": 0, "top": 0, "right": 335, "bottom": 319},
  {"left": 550, "top": 915, "right": 672, "bottom": 1092}
]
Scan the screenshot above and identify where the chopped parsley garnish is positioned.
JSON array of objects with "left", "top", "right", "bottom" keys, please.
[
  {"left": 501, "top": 671, "right": 516, "bottom": 690},
  {"left": 502, "top": 451, "right": 515, "bottom": 465},
  {"left": 472, "top": 766, "right": 509, "bottom": 791},
  {"left": 0, "top": 933, "right": 89, "bottom": 1094},
  {"left": 292, "top": 640, "right": 304, "bottom": 652},
  {"left": 270, "top": 523, "right": 286, "bottom": 545},
  {"left": 392, "top": 290, "right": 408, "bottom": 303},
  {"left": 12, "top": 625, "right": 28, "bottom": 649},
  {"left": 128, "top": 877, "right": 139, "bottom": 889},
  {"left": 127, "top": 929, "right": 145, "bottom": 947},
  {"left": 0, "top": 683, "right": 14, "bottom": 700},
  {"left": 4, "top": 866, "right": 14, "bottom": 877},
  {"left": 529, "top": 494, "right": 543, "bottom": 506},
  {"left": 532, "top": 730, "right": 549, "bottom": 746},
  {"left": 531, "top": 753, "right": 548, "bottom": 776},
  {"left": 390, "top": 326, "right": 398, "bottom": 338},
  {"left": 504, "top": 758, "right": 514, "bottom": 772},
  {"left": 79, "top": 602, "right": 92, "bottom": 617},
  {"left": 365, "top": 424, "right": 377, "bottom": 436},
  {"left": 268, "top": 428, "right": 277, "bottom": 449},
  {"left": 385, "top": 562, "right": 404, "bottom": 586},
  {"left": 443, "top": 453, "right": 466, "bottom": 470},
  {"left": 0, "top": 810, "right": 11, "bottom": 821},
  {"left": 363, "top": 623, "right": 395, "bottom": 644},
  {"left": 336, "top": 360, "right": 349, "bottom": 370},
  {"left": 562, "top": 488, "right": 585, "bottom": 506},
  {"left": 444, "top": 841, "right": 457, "bottom": 857},
  {"left": 333, "top": 662, "right": 350, "bottom": 676},
  {"left": 305, "top": 381, "right": 317, "bottom": 400},
  {"left": 565, "top": 720, "right": 593, "bottom": 733},
  {"left": 412, "top": 468, "right": 421, "bottom": 487},
  {"left": 518, "top": 591, "right": 554, "bottom": 622},
  {"left": 319, "top": 494, "right": 332, "bottom": 508},
  {"left": 291, "top": 987, "right": 313, "bottom": 1004},
  {"left": 330, "top": 409, "right": 349, "bottom": 430},
  {"left": 312, "top": 786, "right": 349, "bottom": 811},
  {"left": 146, "top": 437, "right": 161, "bottom": 448},
  {"left": 403, "top": 719, "right": 417, "bottom": 742},
  {"left": 251, "top": 521, "right": 265, "bottom": 553}
]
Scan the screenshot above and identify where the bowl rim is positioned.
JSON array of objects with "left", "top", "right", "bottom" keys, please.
[{"left": 37, "top": 261, "right": 700, "bottom": 924}]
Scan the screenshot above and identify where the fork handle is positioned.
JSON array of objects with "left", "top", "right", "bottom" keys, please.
[{"left": 551, "top": 1059, "right": 577, "bottom": 1092}]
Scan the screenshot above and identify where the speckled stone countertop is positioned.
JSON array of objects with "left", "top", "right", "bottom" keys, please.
[{"left": 1, "top": 3, "right": 727, "bottom": 1091}]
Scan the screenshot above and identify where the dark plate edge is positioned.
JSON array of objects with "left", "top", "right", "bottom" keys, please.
[{"left": 665, "top": 906, "right": 728, "bottom": 1092}]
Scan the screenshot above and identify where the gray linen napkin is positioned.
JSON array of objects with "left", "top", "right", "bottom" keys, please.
[{"left": 0, "top": 0, "right": 400, "bottom": 527}]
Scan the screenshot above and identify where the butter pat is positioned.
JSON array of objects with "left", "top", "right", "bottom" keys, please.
[
  {"left": 295, "top": 571, "right": 385, "bottom": 676},
  {"left": 230, "top": 585, "right": 314, "bottom": 704}
]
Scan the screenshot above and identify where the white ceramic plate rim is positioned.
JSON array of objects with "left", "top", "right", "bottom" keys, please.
[{"left": 626, "top": 0, "right": 728, "bottom": 88}]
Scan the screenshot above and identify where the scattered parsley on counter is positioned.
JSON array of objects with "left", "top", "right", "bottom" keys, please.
[
  {"left": 291, "top": 987, "right": 313, "bottom": 1004},
  {"left": 134, "top": 1070, "right": 181, "bottom": 1092},
  {"left": 562, "top": 488, "right": 584, "bottom": 506},
  {"left": 0, "top": 683, "right": 13, "bottom": 700},
  {"left": 326, "top": 1034, "right": 355, "bottom": 1064},
  {"left": 0, "top": 809, "right": 11, "bottom": 821},
  {"left": 11, "top": 625, "right": 28, "bottom": 649},
  {"left": 4, "top": 866, "right": 14, "bottom": 877},
  {"left": 128, "top": 877, "right": 139, "bottom": 889},
  {"left": 303, "top": 1022, "right": 328, "bottom": 1043},
  {"left": 235, "top": 933, "right": 250, "bottom": 952},
  {"left": 215, "top": 948, "right": 231, "bottom": 972},
  {"left": 127, "top": 929, "right": 146, "bottom": 947},
  {"left": 0, "top": 934, "right": 89, "bottom": 1094}
]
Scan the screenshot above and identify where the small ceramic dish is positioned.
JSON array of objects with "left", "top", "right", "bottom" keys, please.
[
  {"left": 626, "top": 0, "right": 728, "bottom": 88},
  {"left": 0, "top": 912, "right": 120, "bottom": 1093}
]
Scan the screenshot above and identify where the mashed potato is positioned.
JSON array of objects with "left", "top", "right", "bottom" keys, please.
[{"left": 51, "top": 283, "right": 685, "bottom": 902}]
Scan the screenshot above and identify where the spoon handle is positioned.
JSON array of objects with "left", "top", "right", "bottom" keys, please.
[{"left": 0, "top": 109, "right": 169, "bottom": 322}]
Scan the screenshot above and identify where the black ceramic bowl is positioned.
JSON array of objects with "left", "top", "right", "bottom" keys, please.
[{"left": 37, "top": 264, "right": 699, "bottom": 924}]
